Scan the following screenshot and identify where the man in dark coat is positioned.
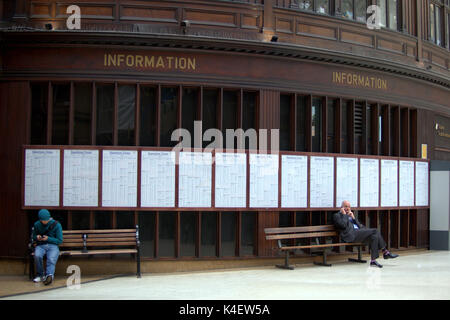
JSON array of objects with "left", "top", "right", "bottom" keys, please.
[{"left": 333, "top": 200, "right": 398, "bottom": 268}]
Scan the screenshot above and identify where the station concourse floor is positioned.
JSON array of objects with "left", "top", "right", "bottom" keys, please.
[{"left": 1, "top": 250, "right": 450, "bottom": 300}]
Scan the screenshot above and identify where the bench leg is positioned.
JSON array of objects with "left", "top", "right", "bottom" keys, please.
[
  {"left": 313, "top": 250, "right": 332, "bottom": 267},
  {"left": 348, "top": 246, "right": 367, "bottom": 263},
  {"left": 136, "top": 249, "right": 141, "bottom": 278},
  {"left": 276, "top": 251, "right": 294, "bottom": 270},
  {"left": 29, "top": 253, "right": 34, "bottom": 280}
]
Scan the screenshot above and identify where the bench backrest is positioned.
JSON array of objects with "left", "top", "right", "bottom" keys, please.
[
  {"left": 61, "top": 228, "right": 138, "bottom": 250},
  {"left": 264, "top": 225, "right": 338, "bottom": 241}
]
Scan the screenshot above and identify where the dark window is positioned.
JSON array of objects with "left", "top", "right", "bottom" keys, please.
[
  {"left": 71, "top": 211, "right": 91, "bottom": 230},
  {"left": 296, "top": 95, "right": 307, "bottom": 151},
  {"left": 139, "top": 86, "right": 157, "bottom": 146},
  {"left": 312, "top": 98, "right": 322, "bottom": 152},
  {"left": 241, "top": 212, "right": 256, "bottom": 256},
  {"left": 116, "top": 211, "right": 135, "bottom": 229},
  {"left": 341, "top": 102, "right": 349, "bottom": 153},
  {"left": 279, "top": 212, "right": 293, "bottom": 227},
  {"left": 139, "top": 212, "right": 155, "bottom": 258},
  {"left": 242, "top": 91, "right": 257, "bottom": 150},
  {"left": 158, "top": 212, "right": 176, "bottom": 257},
  {"left": 201, "top": 212, "right": 217, "bottom": 257},
  {"left": 430, "top": 2, "right": 444, "bottom": 46},
  {"left": 180, "top": 212, "right": 197, "bottom": 257},
  {"left": 30, "top": 83, "right": 48, "bottom": 145},
  {"left": 221, "top": 212, "right": 236, "bottom": 257},
  {"left": 182, "top": 88, "right": 199, "bottom": 146},
  {"left": 96, "top": 84, "right": 114, "bottom": 146},
  {"left": 327, "top": 99, "right": 336, "bottom": 153},
  {"left": 94, "top": 211, "right": 112, "bottom": 229},
  {"left": 160, "top": 88, "right": 178, "bottom": 147},
  {"left": 202, "top": 89, "right": 219, "bottom": 148},
  {"left": 222, "top": 91, "right": 238, "bottom": 132},
  {"left": 118, "top": 85, "right": 136, "bottom": 146},
  {"left": 52, "top": 84, "right": 70, "bottom": 145},
  {"left": 280, "top": 94, "right": 292, "bottom": 151},
  {"left": 73, "top": 83, "right": 92, "bottom": 145}
]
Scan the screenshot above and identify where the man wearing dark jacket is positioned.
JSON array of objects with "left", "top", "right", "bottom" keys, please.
[
  {"left": 333, "top": 200, "right": 398, "bottom": 268},
  {"left": 32, "top": 209, "right": 63, "bottom": 285}
]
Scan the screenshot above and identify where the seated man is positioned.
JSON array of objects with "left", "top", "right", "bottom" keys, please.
[{"left": 333, "top": 200, "right": 398, "bottom": 268}]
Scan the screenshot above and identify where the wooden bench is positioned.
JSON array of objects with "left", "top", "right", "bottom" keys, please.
[
  {"left": 29, "top": 226, "right": 141, "bottom": 279},
  {"left": 264, "top": 225, "right": 366, "bottom": 269}
]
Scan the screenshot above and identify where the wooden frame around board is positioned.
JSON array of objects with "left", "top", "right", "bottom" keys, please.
[{"left": 21, "top": 145, "right": 430, "bottom": 212}]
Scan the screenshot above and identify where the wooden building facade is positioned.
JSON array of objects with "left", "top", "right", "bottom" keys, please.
[{"left": 0, "top": 0, "right": 449, "bottom": 265}]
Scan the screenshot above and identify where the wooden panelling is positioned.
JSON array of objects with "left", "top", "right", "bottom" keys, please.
[
  {"left": 377, "top": 38, "right": 405, "bottom": 55},
  {"left": 241, "top": 13, "right": 261, "bottom": 30},
  {"left": 275, "top": 16, "right": 293, "bottom": 34},
  {"left": 184, "top": 9, "right": 237, "bottom": 27},
  {"left": 30, "top": 3, "right": 51, "bottom": 18},
  {"left": 296, "top": 22, "right": 337, "bottom": 40},
  {"left": 120, "top": 5, "right": 178, "bottom": 23},
  {"left": 340, "top": 29, "right": 374, "bottom": 48},
  {"left": 56, "top": 3, "right": 115, "bottom": 20}
]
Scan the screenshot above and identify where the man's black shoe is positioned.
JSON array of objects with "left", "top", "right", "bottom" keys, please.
[
  {"left": 370, "top": 261, "right": 383, "bottom": 268},
  {"left": 383, "top": 252, "right": 399, "bottom": 259},
  {"left": 43, "top": 275, "right": 53, "bottom": 285}
]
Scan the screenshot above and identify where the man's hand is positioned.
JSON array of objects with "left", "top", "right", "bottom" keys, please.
[
  {"left": 348, "top": 211, "right": 355, "bottom": 219},
  {"left": 340, "top": 207, "right": 346, "bottom": 215},
  {"left": 42, "top": 235, "right": 48, "bottom": 241}
]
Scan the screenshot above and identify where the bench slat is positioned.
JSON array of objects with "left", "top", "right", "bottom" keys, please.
[
  {"left": 279, "top": 242, "right": 364, "bottom": 250},
  {"left": 266, "top": 231, "right": 338, "bottom": 240},
  {"left": 264, "top": 225, "right": 335, "bottom": 234},
  {"left": 60, "top": 249, "right": 138, "bottom": 256},
  {"left": 63, "top": 229, "right": 136, "bottom": 234}
]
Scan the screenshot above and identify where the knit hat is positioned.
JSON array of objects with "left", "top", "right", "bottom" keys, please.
[{"left": 38, "top": 209, "right": 51, "bottom": 221}]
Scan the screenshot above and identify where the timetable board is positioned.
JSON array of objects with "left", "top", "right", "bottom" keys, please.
[
  {"left": 141, "top": 151, "right": 175, "bottom": 208},
  {"left": 102, "top": 150, "right": 137, "bottom": 207},
  {"left": 399, "top": 160, "right": 414, "bottom": 207},
  {"left": 336, "top": 157, "right": 358, "bottom": 207},
  {"left": 381, "top": 159, "right": 398, "bottom": 207},
  {"left": 24, "top": 149, "right": 60, "bottom": 207},
  {"left": 359, "top": 158, "right": 379, "bottom": 207},
  {"left": 63, "top": 150, "right": 99, "bottom": 207},
  {"left": 415, "top": 161, "right": 429, "bottom": 206},
  {"left": 249, "top": 154, "right": 278, "bottom": 208},
  {"left": 215, "top": 152, "right": 246, "bottom": 208},
  {"left": 281, "top": 155, "right": 307, "bottom": 208},
  {"left": 179, "top": 152, "right": 212, "bottom": 208},
  {"left": 309, "top": 156, "right": 334, "bottom": 208}
]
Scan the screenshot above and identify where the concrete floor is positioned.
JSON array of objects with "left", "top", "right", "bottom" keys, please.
[{"left": 2, "top": 250, "right": 450, "bottom": 300}]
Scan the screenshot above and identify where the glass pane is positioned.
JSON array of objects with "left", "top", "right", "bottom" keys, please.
[
  {"left": 222, "top": 91, "right": 238, "bottom": 131},
  {"left": 94, "top": 211, "right": 112, "bottom": 229},
  {"left": 378, "top": 0, "right": 387, "bottom": 27},
  {"left": 73, "top": 83, "right": 92, "bottom": 145},
  {"left": 430, "top": 4, "right": 436, "bottom": 42},
  {"left": 327, "top": 99, "right": 335, "bottom": 153},
  {"left": 221, "top": 212, "right": 236, "bottom": 257},
  {"left": 311, "top": 98, "right": 322, "bottom": 152},
  {"left": 202, "top": 89, "right": 218, "bottom": 148},
  {"left": 96, "top": 84, "right": 114, "bottom": 146},
  {"left": 180, "top": 212, "right": 196, "bottom": 257},
  {"left": 241, "top": 212, "right": 256, "bottom": 256},
  {"left": 138, "top": 212, "right": 155, "bottom": 258},
  {"left": 116, "top": 211, "right": 135, "bottom": 229},
  {"left": 280, "top": 94, "right": 291, "bottom": 151},
  {"left": 315, "top": 0, "right": 329, "bottom": 14},
  {"left": 341, "top": 102, "right": 348, "bottom": 153},
  {"left": 30, "top": 83, "right": 48, "bottom": 145},
  {"left": 279, "top": 212, "right": 293, "bottom": 227},
  {"left": 71, "top": 211, "right": 90, "bottom": 230},
  {"left": 355, "top": 0, "right": 367, "bottom": 22},
  {"left": 435, "top": 5, "right": 441, "bottom": 46},
  {"left": 388, "top": 0, "right": 398, "bottom": 30},
  {"left": 182, "top": 88, "right": 198, "bottom": 144},
  {"left": 158, "top": 212, "right": 176, "bottom": 257},
  {"left": 342, "top": 0, "right": 353, "bottom": 19},
  {"left": 298, "top": 0, "right": 313, "bottom": 11},
  {"left": 51, "top": 210, "right": 68, "bottom": 230},
  {"left": 139, "top": 86, "right": 157, "bottom": 146},
  {"left": 118, "top": 85, "right": 135, "bottom": 146},
  {"left": 160, "top": 88, "right": 178, "bottom": 147},
  {"left": 242, "top": 91, "right": 257, "bottom": 150},
  {"left": 52, "top": 84, "right": 70, "bottom": 145},
  {"left": 296, "top": 95, "right": 306, "bottom": 151},
  {"left": 201, "top": 212, "right": 217, "bottom": 257}
]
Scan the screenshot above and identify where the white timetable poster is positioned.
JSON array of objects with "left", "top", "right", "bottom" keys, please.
[
  {"left": 309, "top": 156, "right": 334, "bottom": 208},
  {"left": 102, "top": 150, "right": 137, "bottom": 207},
  {"left": 141, "top": 151, "right": 175, "bottom": 208},
  {"left": 249, "top": 154, "right": 278, "bottom": 208},
  {"left": 381, "top": 159, "right": 398, "bottom": 207},
  {"left": 24, "top": 149, "right": 60, "bottom": 206},
  {"left": 336, "top": 157, "right": 358, "bottom": 207},
  {"left": 63, "top": 150, "right": 98, "bottom": 207},
  {"left": 415, "top": 161, "right": 429, "bottom": 206},
  {"left": 360, "top": 158, "right": 379, "bottom": 207},
  {"left": 399, "top": 160, "right": 414, "bottom": 207},
  {"left": 179, "top": 152, "right": 212, "bottom": 208},
  {"left": 281, "top": 155, "right": 307, "bottom": 208},
  {"left": 215, "top": 153, "right": 246, "bottom": 208}
]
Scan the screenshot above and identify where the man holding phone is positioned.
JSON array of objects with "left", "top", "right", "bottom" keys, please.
[{"left": 333, "top": 200, "right": 398, "bottom": 268}]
